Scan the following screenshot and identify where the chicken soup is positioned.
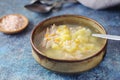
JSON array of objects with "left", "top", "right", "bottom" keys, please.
[{"left": 41, "top": 24, "right": 105, "bottom": 60}]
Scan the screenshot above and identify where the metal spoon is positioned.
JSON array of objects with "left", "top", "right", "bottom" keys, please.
[
  {"left": 25, "top": 3, "right": 54, "bottom": 13},
  {"left": 92, "top": 34, "right": 120, "bottom": 41},
  {"left": 24, "top": 0, "right": 78, "bottom": 13},
  {"left": 24, "top": 0, "right": 54, "bottom": 13},
  {"left": 40, "top": 0, "right": 78, "bottom": 5}
]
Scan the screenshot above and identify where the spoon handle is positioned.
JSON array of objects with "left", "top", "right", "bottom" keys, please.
[
  {"left": 63, "top": 0, "right": 78, "bottom": 3},
  {"left": 92, "top": 34, "right": 120, "bottom": 41}
]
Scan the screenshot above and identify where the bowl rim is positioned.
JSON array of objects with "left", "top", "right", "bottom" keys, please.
[{"left": 30, "top": 14, "right": 108, "bottom": 62}]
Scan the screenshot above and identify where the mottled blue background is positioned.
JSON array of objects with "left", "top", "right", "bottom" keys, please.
[{"left": 0, "top": 0, "right": 120, "bottom": 80}]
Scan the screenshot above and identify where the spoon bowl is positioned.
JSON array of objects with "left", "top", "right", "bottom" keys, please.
[{"left": 25, "top": 4, "right": 53, "bottom": 13}]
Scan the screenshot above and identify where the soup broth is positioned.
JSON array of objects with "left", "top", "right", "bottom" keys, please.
[{"left": 40, "top": 24, "right": 105, "bottom": 60}]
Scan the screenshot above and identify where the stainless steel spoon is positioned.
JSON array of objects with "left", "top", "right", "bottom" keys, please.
[
  {"left": 24, "top": 0, "right": 78, "bottom": 13},
  {"left": 25, "top": 3, "right": 54, "bottom": 13},
  {"left": 92, "top": 34, "right": 120, "bottom": 41}
]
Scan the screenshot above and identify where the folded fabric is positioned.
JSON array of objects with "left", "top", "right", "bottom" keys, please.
[{"left": 78, "top": 0, "right": 120, "bottom": 9}]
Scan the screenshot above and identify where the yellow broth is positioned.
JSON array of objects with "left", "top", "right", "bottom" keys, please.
[{"left": 40, "top": 24, "right": 105, "bottom": 60}]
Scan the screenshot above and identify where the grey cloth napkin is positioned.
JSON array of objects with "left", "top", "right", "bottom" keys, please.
[{"left": 78, "top": 0, "right": 120, "bottom": 9}]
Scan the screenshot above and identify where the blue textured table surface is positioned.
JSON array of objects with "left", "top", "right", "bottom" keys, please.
[{"left": 0, "top": 0, "right": 120, "bottom": 80}]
